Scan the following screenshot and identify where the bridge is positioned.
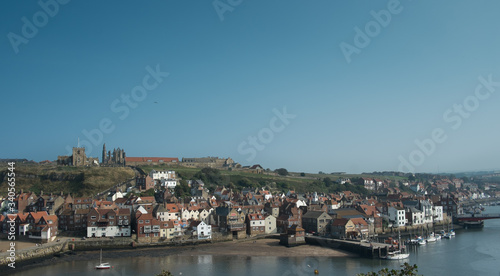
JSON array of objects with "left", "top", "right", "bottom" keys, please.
[{"left": 455, "top": 213, "right": 500, "bottom": 228}]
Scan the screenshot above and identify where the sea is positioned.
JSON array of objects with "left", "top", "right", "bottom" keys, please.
[{"left": 10, "top": 205, "right": 500, "bottom": 276}]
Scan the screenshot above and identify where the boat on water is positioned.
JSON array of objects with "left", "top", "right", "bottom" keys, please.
[
  {"left": 384, "top": 228, "right": 410, "bottom": 260},
  {"left": 426, "top": 232, "right": 439, "bottom": 242},
  {"left": 385, "top": 250, "right": 410, "bottom": 260},
  {"left": 418, "top": 238, "right": 426, "bottom": 245},
  {"left": 95, "top": 249, "right": 111, "bottom": 269}
]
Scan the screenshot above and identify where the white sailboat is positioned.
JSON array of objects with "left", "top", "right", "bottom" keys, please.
[
  {"left": 95, "top": 249, "right": 111, "bottom": 269},
  {"left": 385, "top": 228, "right": 410, "bottom": 260}
]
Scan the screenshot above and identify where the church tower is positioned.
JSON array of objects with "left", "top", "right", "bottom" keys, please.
[{"left": 102, "top": 143, "right": 107, "bottom": 165}]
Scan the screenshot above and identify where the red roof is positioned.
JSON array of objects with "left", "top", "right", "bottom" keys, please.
[
  {"left": 247, "top": 213, "right": 265, "bottom": 220},
  {"left": 350, "top": 217, "right": 368, "bottom": 226}
]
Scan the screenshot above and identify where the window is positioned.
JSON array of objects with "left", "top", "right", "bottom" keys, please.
[{"left": 91, "top": 216, "right": 96, "bottom": 220}]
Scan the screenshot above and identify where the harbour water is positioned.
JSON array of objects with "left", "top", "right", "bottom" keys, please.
[{"left": 11, "top": 206, "right": 500, "bottom": 276}]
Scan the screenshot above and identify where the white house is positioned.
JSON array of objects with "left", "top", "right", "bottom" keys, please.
[
  {"left": 408, "top": 207, "right": 424, "bottom": 226},
  {"left": 419, "top": 200, "right": 434, "bottom": 224},
  {"left": 432, "top": 206, "right": 444, "bottom": 222},
  {"left": 199, "top": 208, "right": 213, "bottom": 224},
  {"left": 295, "top": 199, "right": 308, "bottom": 208},
  {"left": 192, "top": 221, "right": 211, "bottom": 240},
  {"left": 265, "top": 214, "right": 277, "bottom": 234},
  {"left": 149, "top": 170, "right": 176, "bottom": 180},
  {"left": 165, "top": 204, "right": 180, "bottom": 221},
  {"left": 86, "top": 208, "right": 131, "bottom": 238},
  {"left": 327, "top": 200, "right": 340, "bottom": 214},
  {"left": 388, "top": 207, "right": 406, "bottom": 227},
  {"left": 160, "top": 178, "right": 178, "bottom": 189}
]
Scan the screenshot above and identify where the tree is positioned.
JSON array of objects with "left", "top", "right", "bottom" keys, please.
[
  {"left": 323, "top": 177, "right": 333, "bottom": 187},
  {"left": 275, "top": 168, "right": 288, "bottom": 176},
  {"left": 300, "top": 172, "right": 306, "bottom": 177},
  {"left": 357, "top": 263, "right": 420, "bottom": 276},
  {"left": 140, "top": 188, "right": 155, "bottom": 197}
]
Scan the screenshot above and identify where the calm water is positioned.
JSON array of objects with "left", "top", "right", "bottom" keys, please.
[{"left": 11, "top": 206, "right": 500, "bottom": 276}]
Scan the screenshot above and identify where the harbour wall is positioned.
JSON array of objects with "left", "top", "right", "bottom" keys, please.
[{"left": 305, "top": 237, "right": 388, "bottom": 259}]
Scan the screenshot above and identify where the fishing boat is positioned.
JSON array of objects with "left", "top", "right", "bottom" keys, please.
[{"left": 95, "top": 249, "right": 111, "bottom": 269}]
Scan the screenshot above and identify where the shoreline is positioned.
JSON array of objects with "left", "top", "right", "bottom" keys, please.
[{"left": 6, "top": 238, "right": 357, "bottom": 274}]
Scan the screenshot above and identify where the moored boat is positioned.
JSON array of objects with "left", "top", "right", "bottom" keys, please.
[
  {"left": 385, "top": 250, "right": 410, "bottom": 260},
  {"left": 95, "top": 249, "right": 111, "bottom": 269},
  {"left": 384, "top": 228, "right": 410, "bottom": 260}
]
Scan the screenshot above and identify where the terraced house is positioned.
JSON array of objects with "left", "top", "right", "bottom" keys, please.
[{"left": 87, "top": 208, "right": 131, "bottom": 237}]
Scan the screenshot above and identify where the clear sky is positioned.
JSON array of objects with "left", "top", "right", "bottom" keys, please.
[{"left": 1, "top": 1, "right": 500, "bottom": 174}]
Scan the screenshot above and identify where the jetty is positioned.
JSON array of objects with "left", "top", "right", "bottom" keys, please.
[{"left": 305, "top": 236, "right": 389, "bottom": 258}]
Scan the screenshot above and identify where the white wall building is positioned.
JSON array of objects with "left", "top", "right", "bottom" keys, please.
[
  {"left": 388, "top": 207, "right": 407, "bottom": 227},
  {"left": 87, "top": 225, "right": 131, "bottom": 238},
  {"left": 265, "top": 215, "right": 277, "bottom": 234},
  {"left": 149, "top": 170, "right": 176, "bottom": 180},
  {"left": 160, "top": 178, "right": 178, "bottom": 189},
  {"left": 193, "top": 221, "right": 211, "bottom": 240},
  {"left": 432, "top": 206, "right": 444, "bottom": 222}
]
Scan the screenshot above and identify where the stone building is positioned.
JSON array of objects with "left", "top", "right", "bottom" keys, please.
[
  {"left": 181, "top": 157, "right": 238, "bottom": 169},
  {"left": 57, "top": 147, "right": 98, "bottom": 167},
  {"left": 101, "top": 143, "right": 126, "bottom": 166},
  {"left": 125, "top": 157, "right": 179, "bottom": 166}
]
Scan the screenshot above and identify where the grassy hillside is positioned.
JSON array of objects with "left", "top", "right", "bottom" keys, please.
[
  {"left": 136, "top": 165, "right": 407, "bottom": 195},
  {"left": 0, "top": 163, "right": 135, "bottom": 197},
  {"left": 0, "top": 163, "right": 410, "bottom": 197}
]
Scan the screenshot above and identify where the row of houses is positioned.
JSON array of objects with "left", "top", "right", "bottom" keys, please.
[
  {"left": 1, "top": 211, "right": 58, "bottom": 242},
  {"left": 2, "top": 177, "right": 492, "bottom": 244}
]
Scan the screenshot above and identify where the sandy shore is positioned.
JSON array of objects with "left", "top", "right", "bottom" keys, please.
[
  {"left": 176, "top": 238, "right": 356, "bottom": 257},
  {"left": 3, "top": 238, "right": 357, "bottom": 273},
  {"left": 60, "top": 238, "right": 357, "bottom": 259}
]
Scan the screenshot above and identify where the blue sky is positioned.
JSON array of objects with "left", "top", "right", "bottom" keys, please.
[{"left": 1, "top": 0, "right": 500, "bottom": 174}]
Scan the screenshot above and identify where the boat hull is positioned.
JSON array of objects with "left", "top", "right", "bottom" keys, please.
[{"left": 385, "top": 253, "right": 410, "bottom": 260}]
